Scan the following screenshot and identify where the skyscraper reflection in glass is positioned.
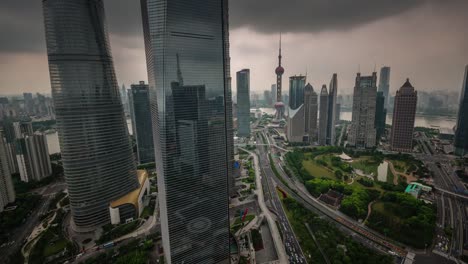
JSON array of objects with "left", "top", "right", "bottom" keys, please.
[
  {"left": 43, "top": 0, "right": 139, "bottom": 230},
  {"left": 141, "top": 0, "right": 231, "bottom": 263}
]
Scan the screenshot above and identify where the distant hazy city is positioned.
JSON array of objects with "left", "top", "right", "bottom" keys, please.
[{"left": 0, "top": 1, "right": 468, "bottom": 264}]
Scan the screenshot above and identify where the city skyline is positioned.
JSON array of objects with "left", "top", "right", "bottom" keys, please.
[{"left": 0, "top": 1, "right": 467, "bottom": 96}]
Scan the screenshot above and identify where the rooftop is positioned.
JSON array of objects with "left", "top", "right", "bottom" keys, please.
[{"left": 110, "top": 170, "right": 148, "bottom": 209}]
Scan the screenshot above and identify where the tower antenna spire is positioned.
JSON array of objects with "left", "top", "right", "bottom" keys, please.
[{"left": 278, "top": 32, "right": 282, "bottom": 66}]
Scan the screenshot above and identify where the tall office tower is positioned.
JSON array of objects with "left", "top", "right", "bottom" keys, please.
[
  {"left": 264, "top": 90, "right": 272, "bottom": 106},
  {"left": 378, "top": 66, "right": 391, "bottom": 108},
  {"left": 348, "top": 72, "right": 378, "bottom": 148},
  {"left": 318, "top": 85, "right": 329, "bottom": 145},
  {"left": 335, "top": 103, "right": 341, "bottom": 122},
  {"left": 237, "top": 69, "right": 251, "bottom": 137},
  {"left": 289, "top": 75, "right": 306, "bottom": 110},
  {"left": 326, "top": 73, "right": 338, "bottom": 145},
  {"left": 43, "top": 0, "right": 139, "bottom": 230},
  {"left": 391, "top": 79, "right": 418, "bottom": 152},
  {"left": 0, "top": 132, "right": 15, "bottom": 213},
  {"left": 16, "top": 133, "right": 52, "bottom": 182},
  {"left": 304, "top": 83, "right": 318, "bottom": 142},
  {"left": 271, "top": 84, "right": 277, "bottom": 106},
  {"left": 23, "top": 93, "right": 34, "bottom": 115},
  {"left": 141, "top": 0, "right": 231, "bottom": 262},
  {"left": 121, "top": 84, "right": 130, "bottom": 114},
  {"left": 129, "top": 81, "right": 155, "bottom": 164},
  {"left": 287, "top": 76, "right": 306, "bottom": 142},
  {"left": 455, "top": 65, "right": 468, "bottom": 156},
  {"left": 375, "top": 91, "right": 387, "bottom": 142},
  {"left": 274, "top": 35, "right": 285, "bottom": 120},
  {"left": 13, "top": 121, "right": 33, "bottom": 139}
]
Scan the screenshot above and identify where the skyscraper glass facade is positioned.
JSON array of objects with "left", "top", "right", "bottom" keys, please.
[
  {"left": 141, "top": 0, "right": 230, "bottom": 262},
  {"left": 129, "top": 82, "right": 155, "bottom": 164},
  {"left": 378, "top": 66, "right": 391, "bottom": 108},
  {"left": 43, "top": 0, "right": 139, "bottom": 230},
  {"left": 454, "top": 65, "right": 468, "bottom": 155},
  {"left": 289, "top": 75, "right": 306, "bottom": 110},
  {"left": 237, "top": 69, "right": 251, "bottom": 137}
]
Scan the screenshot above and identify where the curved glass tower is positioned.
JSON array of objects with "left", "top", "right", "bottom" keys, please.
[
  {"left": 43, "top": 0, "right": 139, "bottom": 230},
  {"left": 141, "top": 0, "right": 231, "bottom": 262}
]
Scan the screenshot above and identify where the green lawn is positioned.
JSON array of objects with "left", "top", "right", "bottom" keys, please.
[
  {"left": 43, "top": 238, "right": 68, "bottom": 257},
  {"left": 302, "top": 159, "right": 335, "bottom": 179},
  {"left": 351, "top": 157, "right": 379, "bottom": 175},
  {"left": 233, "top": 214, "right": 255, "bottom": 225}
]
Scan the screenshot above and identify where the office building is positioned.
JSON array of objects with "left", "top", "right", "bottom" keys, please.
[
  {"left": 141, "top": 0, "right": 231, "bottom": 262},
  {"left": 43, "top": 0, "right": 139, "bottom": 230},
  {"left": 271, "top": 84, "right": 277, "bottom": 106},
  {"left": 348, "top": 72, "right": 377, "bottom": 148},
  {"left": 287, "top": 76, "right": 306, "bottom": 142},
  {"left": 0, "top": 132, "right": 15, "bottom": 213},
  {"left": 304, "top": 83, "right": 318, "bottom": 142},
  {"left": 23, "top": 93, "right": 34, "bottom": 115},
  {"left": 237, "top": 69, "right": 251, "bottom": 137},
  {"left": 378, "top": 66, "right": 391, "bottom": 108},
  {"left": 326, "top": 74, "right": 338, "bottom": 145},
  {"left": 289, "top": 75, "right": 306, "bottom": 110},
  {"left": 264, "top": 90, "right": 272, "bottom": 106},
  {"left": 318, "top": 85, "right": 329, "bottom": 145},
  {"left": 375, "top": 91, "right": 387, "bottom": 142},
  {"left": 391, "top": 79, "right": 418, "bottom": 152},
  {"left": 335, "top": 103, "right": 341, "bottom": 122},
  {"left": 129, "top": 81, "right": 155, "bottom": 164},
  {"left": 455, "top": 65, "right": 468, "bottom": 156}
]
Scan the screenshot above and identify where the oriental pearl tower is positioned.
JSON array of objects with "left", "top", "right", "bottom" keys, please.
[{"left": 274, "top": 34, "right": 285, "bottom": 120}]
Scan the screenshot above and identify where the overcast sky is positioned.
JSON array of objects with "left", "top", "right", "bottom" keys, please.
[{"left": 0, "top": 0, "right": 467, "bottom": 96}]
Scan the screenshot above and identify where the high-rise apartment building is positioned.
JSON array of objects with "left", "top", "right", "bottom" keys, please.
[
  {"left": 348, "top": 72, "right": 377, "bottom": 148},
  {"left": 326, "top": 74, "right": 338, "bottom": 145},
  {"left": 141, "top": 0, "right": 231, "bottom": 262},
  {"left": 455, "top": 65, "right": 468, "bottom": 156},
  {"left": 375, "top": 91, "right": 387, "bottom": 142},
  {"left": 237, "top": 69, "right": 251, "bottom": 137},
  {"left": 378, "top": 66, "right": 391, "bottom": 108},
  {"left": 304, "top": 83, "right": 318, "bottom": 142},
  {"left": 0, "top": 132, "right": 15, "bottom": 213},
  {"left": 318, "top": 85, "right": 329, "bottom": 145},
  {"left": 43, "top": 0, "right": 139, "bottom": 230},
  {"left": 16, "top": 133, "right": 52, "bottom": 182},
  {"left": 129, "top": 81, "right": 155, "bottom": 164},
  {"left": 391, "top": 79, "right": 417, "bottom": 152}
]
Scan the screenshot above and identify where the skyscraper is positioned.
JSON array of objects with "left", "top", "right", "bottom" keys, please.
[
  {"left": 455, "top": 65, "right": 468, "bottom": 156},
  {"left": 318, "top": 85, "right": 329, "bottom": 145},
  {"left": 289, "top": 75, "right": 306, "bottom": 110},
  {"left": 16, "top": 133, "right": 52, "bottom": 183},
  {"left": 271, "top": 84, "right": 277, "bottom": 106},
  {"left": 348, "top": 72, "right": 377, "bottom": 148},
  {"left": 264, "top": 90, "right": 272, "bottom": 106},
  {"left": 378, "top": 66, "right": 391, "bottom": 108},
  {"left": 141, "top": 0, "right": 231, "bottom": 262},
  {"left": 0, "top": 132, "right": 15, "bottom": 213},
  {"left": 375, "top": 91, "right": 387, "bottom": 142},
  {"left": 237, "top": 69, "right": 251, "bottom": 137},
  {"left": 391, "top": 79, "right": 418, "bottom": 152},
  {"left": 129, "top": 81, "right": 155, "bottom": 164},
  {"left": 43, "top": 0, "right": 139, "bottom": 230},
  {"left": 326, "top": 73, "right": 338, "bottom": 145},
  {"left": 274, "top": 35, "right": 285, "bottom": 120},
  {"left": 23, "top": 93, "right": 34, "bottom": 115},
  {"left": 304, "top": 83, "right": 318, "bottom": 142}
]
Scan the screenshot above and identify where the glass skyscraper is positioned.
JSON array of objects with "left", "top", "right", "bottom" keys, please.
[
  {"left": 455, "top": 65, "right": 468, "bottom": 156},
  {"left": 378, "top": 66, "right": 391, "bottom": 108},
  {"left": 43, "top": 0, "right": 139, "bottom": 230},
  {"left": 141, "top": 0, "right": 231, "bottom": 262},
  {"left": 129, "top": 81, "right": 155, "bottom": 164},
  {"left": 289, "top": 75, "right": 306, "bottom": 110},
  {"left": 237, "top": 69, "right": 251, "bottom": 137}
]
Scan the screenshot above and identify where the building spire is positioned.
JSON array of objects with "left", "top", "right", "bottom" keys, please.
[
  {"left": 278, "top": 32, "right": 282, "bottom": 66},
  {"left": 176, "top": 53, "right": 183, "bottom": 86}
]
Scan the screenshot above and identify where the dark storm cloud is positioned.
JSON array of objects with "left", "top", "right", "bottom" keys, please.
[
  {"left": 229, "top": 0, "right": 426, "bottom": 33},
  {"left": 0, "top": 0, "right": 142, "bottom": 53},
  {"left": 0, "top": 0, "right": 427, "bottom": 53}
]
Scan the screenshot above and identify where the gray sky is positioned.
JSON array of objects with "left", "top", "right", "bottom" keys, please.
[{"left": 0, "top": 0, "right": 467, "bottom": 96}]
